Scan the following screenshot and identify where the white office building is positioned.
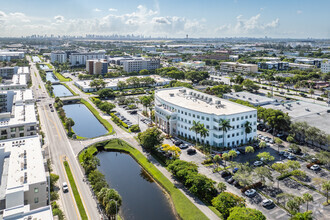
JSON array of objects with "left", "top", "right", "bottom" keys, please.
[
  {"left": 0, "top": 90, "right": 38, "bottom": 140},
  {"left": 321, "top": 60, "right": 330, "bottom": 73},
  {"left": 123, "top": 59, "right": 160, "bottom": 73},
  {"left": 220, "top": 62, "right": 258, "bottom": 74},
  {"left": 0, "top": 51, "right": 25, "bottom": 62},
  {"left": 155, "top": 87, "right": 257, "bottom": 147},
  {"left": 69, "top": 51, "right": 106, "bottom": 66},
  {"left": 223, "top": 91, "right": 276, "bottom": 106},
  {"left": 0, "top": 135, "right": 50, "bottom": 219},
  {"left": 50, "top": 51, "right": 67, "bottom": 64}
]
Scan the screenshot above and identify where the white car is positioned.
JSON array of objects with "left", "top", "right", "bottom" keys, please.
[
  {"left": 254, "top": 161, "right": 263, "bottom": 166},
  {"left": 62, "top": 182, "right": 69, "bottom": 193},
  {"left": 310, "top": 165, "right": 320, "bottom": 171},
  {"left": 245, "top": 189, "right": 257, "bottom": 197},
  {"left": 262, "top": 199, "right": 274, "bottom": 207}
]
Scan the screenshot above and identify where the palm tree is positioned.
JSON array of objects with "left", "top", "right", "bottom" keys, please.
[
  {"left": 309, "top": 89, "right": 314, "bottom": 100},
  {"left": 214, "top": 155, "right": 221, "bottom": 170},
  {"left": 217, "top": 182, "right": 227, "bottom": 193},
  {"left": 245, "top": 146, "right": 254, "bottom": 154},
  {"left": 190, "top": 121, "right": 202, "bottom": 146},
  {"left": 244, "top": 121, "right": 252, "bottom": 144},
  {"left": 165, "top": 115, "right": 171, "bottom": 136},
  {"left": 199, "top": 124, "right": 209, "bottom": 149},
  {"left": 275, "top": 137, "right": 283, "bottom": 153},
  {"left": 322, "top": 180, "right": 330, "bottom": 204},
  {"left": 228, "top": 150, "right": 237, "bottom": 161},
  {"left": 222, "top": 153, "right": 229, "bottom": 167},
  {"left": 302, "top": 193, "right": 313, "bottom": 211},
  {"left": 218, "top": 119, "right": 232, "bottom": 147}
]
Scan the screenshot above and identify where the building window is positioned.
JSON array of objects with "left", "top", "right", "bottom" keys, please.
[
  {"left": 206, "top": 125, "right": 209, "bottom": 129},
  {"left": 241, "top": 116, "right": 244, "bottom": 120},
  {"left": 254, "top": 122, "right": 256, "bottom": 125},
  {"left": 34, "top": 188, "right": 39, "bottom": 193},
  {"left": 10, "top": 128, "right": 16, "bottom": 132},
  {"left": 202, "top": 116, "right": 204, "bottom": 120},
  {"left": 245, "top": 116, "right": 248, "bottom": 119},
  {"left": 232, "top": 134, "right": 234, "bottom": 137},
  {"left": 254, "top": 114, "right": 257, "bottom": 117},
  {"left": 237, "top": 133, "right": 239, "bottom": 136},
  {"left": 189, "top": 113, "right": 191, "bottom": 116},
  {"left": 232, "top": 118, "right": 235, "bottom": 122},
  {"left": 241, "top": 132, "right": 243, "bottom": 135},
  {"left": 227, "top": 135, "right": 230, "bottom": 138},
  {"left": 197, "top": 115, "right": 200, "bottom": 119},
  {"left": 254, "top": 129, "right": 256, "bottom": 132},
  {"left": 34, "top": 197, "right": 39, "bottom": 203},
  {"left": 236, "top": 125, "right": 239, "bottom": 129},
  {"left": 206, "top": 117, "right": 209, "bottom": 121},
  {"left": 193, "top": 114, "right": 195, "bottom": 118},
  {"left": 19, "top": 126, "right": 24, "bottom": 131},
  {"left": 237, "top": 117, "right": 239, "bottom": 121},
  {"left": 250, "top": 115, "right": 252, "bottom": 118}
]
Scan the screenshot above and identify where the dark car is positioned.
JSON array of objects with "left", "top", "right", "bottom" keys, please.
[
  {"left": 233, "top": 181, "right": 240, "bottom": 187},
  {"left": 187, "top": 148, "right": 196, "bottom": 155},
  {"left": 174, "top": 140, "right": 183, "bottom": 146},
  {"left": 129, "top": 110, "right": 137, "bottom": 114},
  {"left": 227, "top": 177, "right": 235, "bottom": 184},
  {"left": 221, "top": 171, "right": 231, "bottom": 178}
]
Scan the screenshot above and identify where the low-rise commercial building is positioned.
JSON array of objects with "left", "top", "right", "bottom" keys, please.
[
  {"left": 220, "top": 62, "right": 258, "bottom": 74},
  {"left": 223, "top": 91, "right": 276, "bottom": 106},
  {"left": 0, "top": 135, "right": 50, "bottom": 219},
  {"left": 289, "top": 63, "right": 315, "bottom": 70},
  {"left": 69, "top": 51, "right": 106, "bottom": 66},
  {"left": 258, "top": 61, "right": 289, "bottom": 71},
  {"left": 178, "top": 61, "right": 206, "bottom": 69},
  {"left": 295, "top": 58, "right": 323, "bottom": 68},
  {"left": 0, "top": 51, "right": 25, "bottom": 62},
  {"left": 123, "top": 59, "right": 160, "bottom": 73},
  {"left": 155, "top": 87, "right": 257, "bottom": 147},
  {"left": 50, "top": 51, "right": 67, "bottom": 64},
  {"left": 86, "top": 59, "right": 108, "bottom": 75},
  {"left": 75, "top": 75, "right": 170, "bottom": 92}
]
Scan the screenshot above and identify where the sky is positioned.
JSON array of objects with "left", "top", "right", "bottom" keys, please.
[{"left": 0, "top": 0, "right": 329, "bottom": 38}]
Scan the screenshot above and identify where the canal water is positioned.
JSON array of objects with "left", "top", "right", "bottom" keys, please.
[
  {"left": 53, "top": 84, "right": 73, "bottom": 97},
  {"left": 62, "top": 104, "right": 107, "bottom": 138},
  {"left": 97, "top": 151, "right": 177, "bottom": 220},
  {"left": 39, "top": 64, "right": 49, "bottom": 70},
  {"left": 46, "top": 71, "right": 59, "bottom": 83}
]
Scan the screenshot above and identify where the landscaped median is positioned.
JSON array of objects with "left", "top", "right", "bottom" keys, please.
[
  {"left": 61, "top": 83, "right": 78, "bottom": 96},
  {"left": 63, "top": 159, "right": 88, "bottom": 220},
  {"left": 54, "top": 71, "right": 71, "bottom": 82},
  {"left": 79, "top": 139, "right": 209, "bottom": 220}
]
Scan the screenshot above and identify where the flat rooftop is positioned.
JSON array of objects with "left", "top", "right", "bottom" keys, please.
[
  {"left": 0, "top": 136, "right": 46, "bottom": 192},
  {"left": 156, "top": 87, "right": 256, "bottom": 115},
  {"left": 3, "top": 205, "right": 53, "bottom": 220},
  {"left": 224, "top": 91, "right": 275, "bottom": 105},
  {"left": 263, "top": 101, "right": 330, "bottom": 134}
]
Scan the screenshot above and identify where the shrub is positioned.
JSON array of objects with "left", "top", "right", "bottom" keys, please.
[
  {"left": 110, "top": 113, "right": 128, "bottom": 128},
  {"left": 129, "top": 124, "right": 140, "bottom": 132},
  {"left": 212, "top": 192, "right": 245, "bottom": 219},
  {"left": 277, "top": 172, "right": 292, "bottom": 180},
  {"left": 202, "top": 158, "right": 213, "bottom": 165}
]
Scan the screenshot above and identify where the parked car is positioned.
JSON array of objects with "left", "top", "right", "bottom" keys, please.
[
  {"left": 221, "top": 171, "right": 231, "bottom": 178},
  {"left": 174, "top": 140, "right": 183, "bottom": 146},
  {"left": 254, "top": 161, "right": 263, "bottom": 166},
  {"left": 283, "top": 152, "right": 290, "bottom": 158},
  {"left": 245, "top": 189, "right": 256, "bottom": 197},
  {"left": 227, "top": 177, "right": 235, "bottom": 184},
  {"left": 262, "top": 199, "right": 274, "bottom": 207},
  {"left": 287, "top": 154, "right": 296, "bottom": 160},
  {"left": 187, "top": 148, "right": 196, "bottom": 155},
  {"left": 233, "top": 181, "right": 240, "bottom": 187},
  {"left": 232, "top": 168, "right": 239, "bottom": 173},
  {"left": 279, "top": 151, "right": 285, "bottom": 156},
  {"left": 179, "top": 143, "right": 189, "bottom": 149},
  {"left": 62, "top": 182, "right": 69, "bottom": 193},
  {"left": 310, "top": 164, "right": 320, "bottom": 171}
]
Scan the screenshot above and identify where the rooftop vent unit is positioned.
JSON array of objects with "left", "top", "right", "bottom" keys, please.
[{"left": 169, "top": 93, "right": 174, "bottom": 97}]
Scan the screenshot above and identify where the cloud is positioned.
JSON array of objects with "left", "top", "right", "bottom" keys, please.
[
  {"left": 216, "top": 14, "right": 279, "bottom": 36},
  {"left": 108, "top": 8, "right": 117, "bottom": 12},
  {"left": 93, "top": 8, "right": 101, "bottom": 12},
  {"left": 297, "top": 10, "right": 303, "bottom": 14},
  {"left": 54, "top": 15, "right": 64, "bottom": 23}
]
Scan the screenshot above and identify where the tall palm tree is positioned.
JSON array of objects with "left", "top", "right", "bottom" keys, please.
[
  {"left": 302, "top": 193, "right": 313, "bottom": 211},
  {"left": 199, "top": 124, "right": 209, "bottom": 150},
  {"left": 322, "top": 181, "right": 330, "bottom": 204},
  {"left": 165, "top": 115, "right": 171, "bottom": 135},
  {"left": 244, "top": 121, "right": 252, "bottom": 144},
  {"left": 190, "top": 120, "right": 202, "bottom": 146},
  {"left": 218, "top": 119, "right": 232, "bottom": 147}
]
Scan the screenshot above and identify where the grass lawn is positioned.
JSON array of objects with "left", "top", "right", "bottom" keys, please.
[
  {"left": 46, "top": 63, "right": 53, "bottom": 69},
  {"left": 54, "top": 71, "right": 71, "bottom": 82},
  {"left": 80, "top": 99, "right": 114, "bottom": 134},
  {"left": 79, "top": 139, "right": 209, "bottom": 220},
  {"left": 61, "top": 83, "right": 78, "bottom": 96},
  {"left": 63, "top": 161, "right": 88, "bottom": 220}
]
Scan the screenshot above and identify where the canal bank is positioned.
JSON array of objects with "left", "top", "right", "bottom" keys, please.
[{"left": 79, "top": 138, "right": 208, "bottom": 220}]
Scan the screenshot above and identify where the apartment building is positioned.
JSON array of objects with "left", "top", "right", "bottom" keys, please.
[
  {"left": 0, "top": 67, "right": 19, "bottom": 80},
  {"left": 123, "top": 59, "right": 160, "bottom": 73},
  {"left": 0, "top": 52, "right": 25, "bottom": 62},
  {"left": 289, "top": 63, "right": 315, "bottom": 70},
  {"left": 155, "top": 87, "right": 257, "bottom": 147},
  {"left": 0, "top": 90, "right": 37, "bottom": 140},
  {"left": 321, "top": 60, "right": 330, "bottom": 73},
  {"left": 69, "top": 51, "right": 106, "bottom": 66},
  {"left": 295, "top": 58, "right": 323, "bottom": 68},
  {"left": 0, "top": 67, "right": 30, "bottom": 91},
  {"left": 50, "top": 51, "right": 67, "bottom": 64},
  {"left": 220, "top": 62, "right": 258, "bottom": 74},
  {"left": 86, "top": 59, "right": 108, "bottom": 75},
  {"left": 258, "top": 61, "right": 289, "bottom": 71},
  {"left": 0, "top": 135, "right": 50, "bottom": 219}
]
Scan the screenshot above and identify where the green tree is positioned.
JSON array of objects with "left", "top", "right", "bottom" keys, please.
[
  {"left": 302, "top": 193, "right": 313, "bottom": 211},
  {"left": 322, "top": 180, "right": 330, "bottom": 203},
  {"left": 290, "top": 211, "right": 313, "bottom": 220},
  {"left": 287, "top": 199, "right": 301, "bottom": 215},
  {"left": 245, "top": 146, "right": 254, "bottom": 154},
  {"left": 137, "top": 127, "right": 164, "bottom": 151},
  {"left": 212, "top": 192, "right": 245, "bottom": 219},
  {"left": 244, "top": 121, "right": 252, "bottom": 144},
  {"left": 257, "top": 152, "right": 274, "bottom": 163},
  {"left": 287, "top": 135, "right": 294, "bottom": 143},
  {"left": 254, "top": 166, "right": 273, "bottom": 184},
  {"left": 286, "top": 160, "right": 301, "bottom": 171},
  {"left": 65, "top": 117, "right": 75, "bottom": 132},
  {"left": 139, "top": 69, "right": 149, "bottom": 75},
  {"left": 228, "top": 207, "right": 266, "bottom": 220},
  {"left": 228, "top": 150, "right": 237, "bottom": 161},
  {"left": 272, "top": 162, "right": 288, "bottom": 188},
  {"left": 218, "top": 119, "right": 232, "bottom": 147},
  {"left": 222, "top": 153, "right": 230, "bottom": 167},
  {"left": 214, "top": 154, "right": 221, "bottom": 170},
  {"left": 242, "top": 79, "right": 260, "bottom": 92},
  {"left": 89, "top": 78, "right": 106, "bottom": 90},
  {"left": 274, "top": 137, "right": 283, "bottom": 153},
  {"left": 190, "top": 120, "right": 202, "bottom": 146},
  {"left": 97, "top": 88, "right": 115, "bottom": 99},
  {"left": 117, "top": 81, "right": 126, "bottom": 90},
  {"left": 185, "top": 71, "right": 209, "bottom": 83},
  {"left": 217, "top": 182, "right": 227, "bottom": 193},
  {"left": 232, "top": 84, "right": 243, "bottom": 92},
  {"left": 259, "top": 141, "right": 267, "bottom": 149}
]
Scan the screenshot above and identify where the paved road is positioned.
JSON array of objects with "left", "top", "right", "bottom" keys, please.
[{"left": 29, "top": 57, "right": 101, "bottom": 220}]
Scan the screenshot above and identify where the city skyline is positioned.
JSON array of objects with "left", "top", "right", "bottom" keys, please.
[{"left": 0, "top": 0, "right": 329, "bottom": 39}]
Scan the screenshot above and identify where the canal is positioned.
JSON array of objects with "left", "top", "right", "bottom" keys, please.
[
  {"left": 97, "top": 151, "right": 177, "bottom": 220},
  {"left": 46, "top": 71, "right": 59, "bottom": 83},
  {"left": 62, "top": 104, "right": 107, "bottom": 138},
  {"left": 53, "top": 84, "right": 73, "bottom": 97}
]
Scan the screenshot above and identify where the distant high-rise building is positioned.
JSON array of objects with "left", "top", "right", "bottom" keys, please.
[
  {"left": 69, "top": 51, "right": 106, "bottom": 66},
  {"left": 86, "top": 59, "right": 108, "bottom": 75},
  {"left": 50, "top": 51, "right": 66, "bottom": 64},
  {"left": 123, "top": 59, "right": 160, "bottom": 73}
]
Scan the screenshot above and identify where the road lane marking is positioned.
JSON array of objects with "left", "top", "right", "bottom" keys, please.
[
  {"left": 43, "top": 105, "right": 62, "bottom": 141},
  {"left": 63, "top": 156, "right": 92, "bottom": 220},
  {"left": 60, "top": 155, "right": 81, "bottom": 220}
]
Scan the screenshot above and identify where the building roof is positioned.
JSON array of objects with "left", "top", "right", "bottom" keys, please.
[
  {"left": 156, "top": 87, "right": 256, "bottom": 115},
  {"left": 224, "top": 91, "right": 275, "bottom": 105},
  {"left": 3, "top": 205, "right": 53, "bottom": 220}
]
